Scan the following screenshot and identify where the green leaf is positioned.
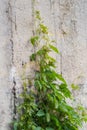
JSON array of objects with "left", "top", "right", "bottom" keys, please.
[
  {"left": 71, "top": 84, "right": 79, "bottom": 90},
  {"left": 54, "top": 98, "right": 58, "bottom": 109},
  {"left": 59, "top": 83, "right": 71, "bottom": 98},
  {"left": 59, "top": 102, "right": 68, "bottom": 113},
  {"left": 46, "top": 54, "right": 56, "bottom": 63},
  {"left": 30, "top": 36, "right": 39, "bottom": 45},
  {"left": 55, "top": 91, "right": 65, "bottom": 100},
  {"left": 56, "top": 73, "right": 67, "bottom": 84},
  {"left": 34, "top": 80, "right": 42, "bottom": 90},
  {"left": 30, "top": 53, "right": 36, "bottom": 61},
  {"left": 35, "top": 11, "right": 41, "bottom": 20},
  {"left": 82, "top": 115, "right": 87, "bottom": 122},
  {"left": 13, "top": 122, "right": 18, "bottom": 130},
  {"left": 46, "top": 128, "right": 54, "bottom": 130},
  {"left": 42, "top": 73, "right": 47, "bottom": 82},
  {"left": 34, "top": 126, "right": 42, "bottom": 130},
  {"left": 31, "top": 125, "right": 36, "bottom": 130},
  {"left": 49, "top": 44, "right": 59, "bottom": 53},
  {"left": 63, "top": 122, "right": 78, "bottom": 130},
  {"left": 51, "top": 115, "right": 61, "bottom": 127},
  {"left": 36, "top": 110, "right": 45, "bottom": 117},
  {"left": 40, "top": 24, "right": 48, "bottom": 34},
  {"left": 46, "top": 113, "right": 50, "bottom": 122},
  {"left": 47, "top": 94, "right": 54, "bottom": 102}
]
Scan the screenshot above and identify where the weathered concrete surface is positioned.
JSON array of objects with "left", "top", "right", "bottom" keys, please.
[
  {"left": 0, "top": 0, "right": 12, "bottom": 129},
  {"left": 0, "top": 0, "right": 87, "bottom": 129},
  {"left": 58, "top": 0, "right": 87, "bottom": 108}
]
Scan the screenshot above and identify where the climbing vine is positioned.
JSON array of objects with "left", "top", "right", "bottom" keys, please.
[{"left": 13, "top": 5, "right": 87, "bottom": 130}]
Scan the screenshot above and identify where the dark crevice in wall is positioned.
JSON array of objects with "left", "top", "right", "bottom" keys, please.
[
  {"left": 15, "top": 14, "right": 17, "bottom": 31},
  {"left": 12, "top": 78, "right": 17, "bottom": 120},
  {"left": 10, "top": 39, "right": 14, "bottom": 65},
  {"left": 14, "top": 0, "right": 17, "bottom": 31},
  {"left": 8, "top": 0, "right": 14, "bottom": 64},
  {"left": 8, "top": 0, "right": 17, "bottom": 121}
]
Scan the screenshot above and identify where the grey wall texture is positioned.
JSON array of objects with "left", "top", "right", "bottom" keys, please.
[{"left": 0, "top": 0, "right": 87, "bottom": 129}]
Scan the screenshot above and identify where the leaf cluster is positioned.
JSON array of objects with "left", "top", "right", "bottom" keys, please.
[{"left": 14, "top": 10, "right": 87, "bottom": 130}]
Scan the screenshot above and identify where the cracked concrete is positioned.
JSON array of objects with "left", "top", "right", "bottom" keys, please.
[{"left": 0, "top": 0, "right": 87, "bottom": 129}]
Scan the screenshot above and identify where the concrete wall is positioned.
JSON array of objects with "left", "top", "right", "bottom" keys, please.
[{"left": 0, "top": 0, "right": 87, "bottom": 129}]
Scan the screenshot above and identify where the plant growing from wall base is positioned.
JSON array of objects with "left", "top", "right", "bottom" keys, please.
[{"left": 14, "top": 10, "right": 87, "bottom": 130}]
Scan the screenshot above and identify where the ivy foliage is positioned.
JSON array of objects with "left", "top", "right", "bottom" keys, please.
[{"left": 14, "top": 10, "right": 87, "bottom": 130}]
